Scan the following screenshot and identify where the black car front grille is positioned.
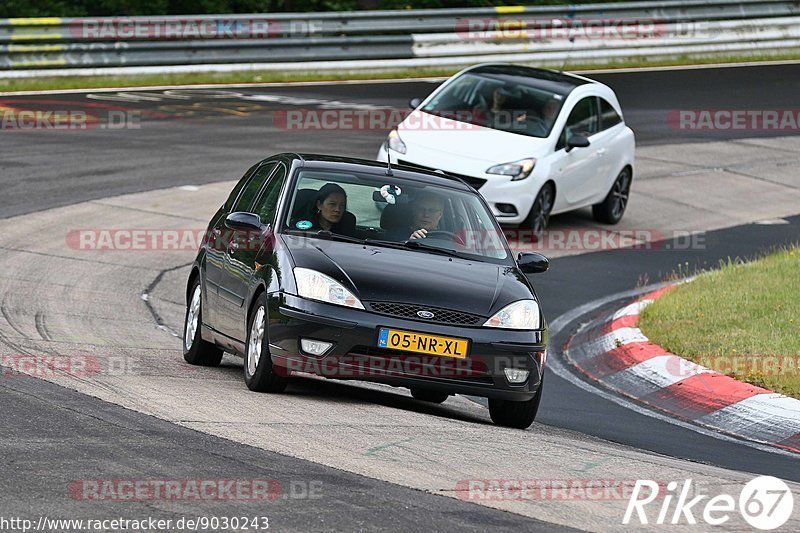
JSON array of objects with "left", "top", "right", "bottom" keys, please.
[
  {"left": 367, "top": 301, "right": 483, "bottom": 326},
  {"left": 397, "top": 159, "right": 487, "bottom": 190}
]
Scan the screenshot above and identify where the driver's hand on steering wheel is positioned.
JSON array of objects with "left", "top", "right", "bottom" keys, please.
[{"left": 409, "top": 228, "right": 428, "bottom": 240}]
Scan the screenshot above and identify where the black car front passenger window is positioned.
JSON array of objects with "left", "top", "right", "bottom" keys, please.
[
  {"left": 232, "top": 162, "right": 276, "bottom": 213},
  {"left": 224, "top": 163, "right": 259, "bottom": 212},
  {"left": 252, "top": 165, "right": 288, "bottom": 226}
]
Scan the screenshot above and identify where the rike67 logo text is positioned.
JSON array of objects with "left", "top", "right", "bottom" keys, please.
[{"left": 624, "top": 476, "right": 794, "bottom": 529}]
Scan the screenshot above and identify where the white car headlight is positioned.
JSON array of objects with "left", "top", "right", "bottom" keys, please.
[
  {"left": 294, "top": 268, "right": 364, "bottom": 310},
  {"left": 387, "top": 129, "right": 407, "bottom": 154},
  {"left": 483, "top": 300, "right": 541, "bottom": 330},
  {"left": 486, "top": 158, "right": 536, "bottom": 181}
]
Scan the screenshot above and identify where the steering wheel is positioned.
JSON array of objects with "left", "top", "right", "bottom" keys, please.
[{"left": 421, "top": 230, "right": 466, "bottom": 247}]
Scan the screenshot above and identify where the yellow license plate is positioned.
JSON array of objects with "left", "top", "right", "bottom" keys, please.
[{"left": 377, "top": 328, "right": 469, "bottom": 358}]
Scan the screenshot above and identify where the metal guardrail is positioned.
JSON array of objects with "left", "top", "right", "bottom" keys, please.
[{"left": 1, "top": 0, "right": 799, "bottom": 74}]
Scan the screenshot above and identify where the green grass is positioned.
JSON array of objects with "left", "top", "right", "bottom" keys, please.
[
  {"left": 0, "top": 68, "right": 454, "bottom": 93},
  {"left": 2, "top": 50, "right": 800, "bottom": 93},
  {"left": 638, "top": 246, "right": 800, "bottom": 398}
]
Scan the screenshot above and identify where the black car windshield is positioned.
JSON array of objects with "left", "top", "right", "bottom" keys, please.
[
  {"left": 419, "top": 72, "right": 564, "bottom": 138},
  {"left": 282, "top": 169, "right": 511, "bottom": 263}
]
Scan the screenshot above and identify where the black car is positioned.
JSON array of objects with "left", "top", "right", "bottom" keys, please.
[{"left": 183, "top": 153, "right": 549, "bottom": 428}]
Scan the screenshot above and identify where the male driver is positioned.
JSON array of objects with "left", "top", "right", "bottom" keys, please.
[{"left": 407, "top": 192, "right": 444, "bottom": 240}]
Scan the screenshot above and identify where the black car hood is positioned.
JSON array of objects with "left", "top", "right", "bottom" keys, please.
[{"left": 282, "top": 235, "right": 533, "bottom": 317}]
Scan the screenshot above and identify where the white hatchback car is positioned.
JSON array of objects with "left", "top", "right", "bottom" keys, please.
[{"left": 377, "top": 64, "right": 635, "bottom": 235}]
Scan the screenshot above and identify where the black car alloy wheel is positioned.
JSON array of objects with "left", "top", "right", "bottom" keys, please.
[
  {"left": 183, "top": 278, "right": 223, "bottom": 366},
  {"left": 244, "top": 293, "right": 288, "bottom": 393}
]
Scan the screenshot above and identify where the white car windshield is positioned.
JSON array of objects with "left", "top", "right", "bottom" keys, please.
[
  {"left": 283, "top": 170, "right": 511, "bottom": 263},
  {"left": 420, "top": 72, "right": 564, "bottom": 138}
]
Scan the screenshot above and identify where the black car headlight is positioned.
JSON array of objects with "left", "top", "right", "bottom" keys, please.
[
  {"left": 483, "top": 300, "right": 541, "bottom": 329},
  {"left": 294, "top": 267, "right": 365, "bottom": 310}
]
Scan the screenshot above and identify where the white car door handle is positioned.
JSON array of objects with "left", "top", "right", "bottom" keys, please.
[{"left": 596, "top": 148, "right": 607, "bottom": 157}]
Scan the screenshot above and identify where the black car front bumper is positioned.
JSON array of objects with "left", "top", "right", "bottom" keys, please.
[{"left": 267, "top": 293, "right": 546, "bottom": 401}]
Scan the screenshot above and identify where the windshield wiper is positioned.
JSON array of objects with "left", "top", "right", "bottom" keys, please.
[
  {"left": 315, "top": 230, "right": 367, "bottom": 244},
  {"left": 285, "top": 229, "right": 366, "bottom": 245},
  {"left": 363, "top": 238, "right": 466, "bottom": 259},
  {"left": 362, "top": 238, "right": 410, "bottom": 250},
  {"left": 286, "top": 230, "right": 467, "bottom": 258},
  {"left": 393, "top": 239, "right": 468, "bottom": 259}
]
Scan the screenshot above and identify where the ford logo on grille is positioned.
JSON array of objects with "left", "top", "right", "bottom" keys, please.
[{"left": 416, "top": 310, "right": 435, "bottom": 319}]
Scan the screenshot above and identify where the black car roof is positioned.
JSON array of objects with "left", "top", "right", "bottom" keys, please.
[
  {"left": 467, "top": 64, "right": 591, "bottom": 96},
  {"left": 280, "top": 153, "right": 474, "bottom": 191}
]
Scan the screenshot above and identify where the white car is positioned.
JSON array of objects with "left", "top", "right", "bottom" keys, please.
[{"left": 377, "top": 64, "right": 635, "bottom": 235}]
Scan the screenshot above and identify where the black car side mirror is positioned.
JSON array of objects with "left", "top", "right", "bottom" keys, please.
[
  {"left": 518, "top": 252, "right": 549, "bottom": 274},
  {"left": 409, "top": 97, "right": 422, "bottom": 109},
  {"left": 565, "top": 134, "right": 590, "bottom": 152},
  {"left": 225, "top": 212, "right": 263, "bottom": 232}
]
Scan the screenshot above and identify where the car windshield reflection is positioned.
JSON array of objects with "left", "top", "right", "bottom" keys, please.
[
  {"left": 419, "top": 72, "right": 564, "bottom": 138},
  {"left": 283, "top": 170, "right": 511, "bottom": 263}
]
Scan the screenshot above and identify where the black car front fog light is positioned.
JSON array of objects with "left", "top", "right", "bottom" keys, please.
[
  {"left": 503, "top": 368, "right": 530, "bottom": 384},
  {"left": 301, "top": 338, "right": 333, "bottom": 356}
]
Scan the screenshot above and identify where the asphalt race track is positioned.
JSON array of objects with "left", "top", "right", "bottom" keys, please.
[
  {"left": 4, "top": 62, "right": 800, "bottom": 219},
  {"left": 1, "top": 63, "right": 799, "bottom": 531}
]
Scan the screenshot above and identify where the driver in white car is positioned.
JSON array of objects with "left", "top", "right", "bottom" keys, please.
[{"left": 530, "top": 98, "right": 560, "bottom": 136}]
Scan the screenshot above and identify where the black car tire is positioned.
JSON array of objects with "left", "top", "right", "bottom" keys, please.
[
  {"left": 183, "top": 279, "right": 223, "bottom": 367},
  {"left": 244, "top": 293, "right": 288, "bottom": 393},
  {"left": 592, "top": 167, "right": 632, "bottom": 224},
  {"left": 488, "top": 375, "right": 544, "bottom": 429},
  {"left": 523, "top": 183, "right": 554, "bottom": 241},
  {"left": 410, "top": 388, "right": 449, "bottom": 404}
]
